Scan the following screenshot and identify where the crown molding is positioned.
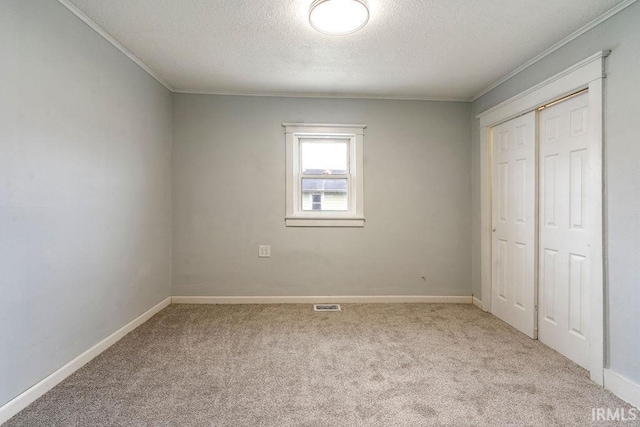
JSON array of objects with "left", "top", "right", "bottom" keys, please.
[
  {"left": 172, "top": 89, "right": 469, "bottom": 102},
  {"left": 471, "top": 0, "right": 637, "bottom": 102},
  {"left": 56, "top": 0, "right": 174, "bottom": 92}
]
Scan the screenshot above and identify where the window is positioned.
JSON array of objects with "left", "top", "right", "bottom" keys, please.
[
  {"left": 310, "top": 194, "right": 322, "bottom": 211},
  {"left": 284, "top": 123, "right": 365, "bottom": 227}
]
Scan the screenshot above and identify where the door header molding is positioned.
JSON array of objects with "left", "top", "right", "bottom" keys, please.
[{"left": 477, "top": 50, "right": 609, "bottom": 128}]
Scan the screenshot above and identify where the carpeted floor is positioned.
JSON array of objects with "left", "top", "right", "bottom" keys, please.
[{"left": 5, "top": 304, "right": 637, "bottom": 426}]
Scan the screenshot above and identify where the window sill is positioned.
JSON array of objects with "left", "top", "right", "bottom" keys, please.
[{"left": 285, "top": 217, "right": 365, "bottom": 227}]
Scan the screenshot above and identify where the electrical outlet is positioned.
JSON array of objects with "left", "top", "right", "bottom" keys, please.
[{"left": 258, "top": 245, "right": 271, "bottom": 258}]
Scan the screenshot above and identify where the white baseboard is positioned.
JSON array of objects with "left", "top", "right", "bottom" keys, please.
[
  {"left": 0, "top": 297, "right": 171, "bottom": 425},
  {"left": 604, "top": 369, "right": 640, "bottom": 410},
  {"left": 171, "top": 295, "right": 473, "bottom": 304},
  {"left": 472, "top": 297, "right": 483, "bottom": 309}
]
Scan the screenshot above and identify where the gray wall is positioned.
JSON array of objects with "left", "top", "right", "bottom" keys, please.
[
  {"left": 0, "top": 0, "right": 172, "bottom": 406},
  {"left": 173, "top": 95, "right": 471, "bottom": 298},
  {"left": 470, "top": 2, "right": 640, "bottom": 385}
]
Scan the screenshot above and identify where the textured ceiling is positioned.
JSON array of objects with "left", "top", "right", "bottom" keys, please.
[{"left": 67, "top": 0, "right": 626, "bottom": 100}]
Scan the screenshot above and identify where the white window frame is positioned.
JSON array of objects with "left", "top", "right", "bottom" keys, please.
[{"left": 283, "top": 123, "right": 365, "bottom": 227}]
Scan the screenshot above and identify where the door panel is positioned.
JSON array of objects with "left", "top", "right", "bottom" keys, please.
[
  {"left": 538, "top": 92, "right": 590, "bottom": 369},
  {"left": 491, "top": 111, "right": 537, "bottom": 338}
]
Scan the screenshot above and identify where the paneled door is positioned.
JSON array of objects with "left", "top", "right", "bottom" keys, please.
[
  {"left": 538, "top": 92, "right": 590, "bottom": 369},
  {"left": 491, "top": 111, "right": 537, "bottom": 338}
]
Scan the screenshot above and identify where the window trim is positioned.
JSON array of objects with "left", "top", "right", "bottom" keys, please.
[{"left": 283, "top": 123, "right": 366, "bottom": 227}]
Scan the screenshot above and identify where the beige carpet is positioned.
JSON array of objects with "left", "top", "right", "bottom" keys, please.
[{"left": 5, "top": 304, "right": 637, "bottom": 426}]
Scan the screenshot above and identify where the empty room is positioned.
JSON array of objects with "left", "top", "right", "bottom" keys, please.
[{"left": 2, "top": 0, "right": 640, "bottom": 425}]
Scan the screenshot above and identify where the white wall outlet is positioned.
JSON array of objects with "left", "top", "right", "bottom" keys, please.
[{"left": 258, "top": 245, "right": 271, "bottom": 258}]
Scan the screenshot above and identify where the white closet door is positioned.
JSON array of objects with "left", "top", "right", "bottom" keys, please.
[
  {"left": 538, "top": 92, "right": 590, "bottom": 369},
  {"left": 492, "top": 111, "right": 537, "bottom": 338}
]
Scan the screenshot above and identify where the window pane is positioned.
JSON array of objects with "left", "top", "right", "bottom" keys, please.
[
  {"left": 301, "top": 140, "right": 348, "bottom": 175},
  {"left": 301, "top": 179, "right": 348, "bottom": 211}
]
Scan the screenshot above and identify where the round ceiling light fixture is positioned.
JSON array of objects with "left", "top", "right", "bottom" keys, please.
[{"left": 309, "top": 0, "right": 370, "bottom": 35}]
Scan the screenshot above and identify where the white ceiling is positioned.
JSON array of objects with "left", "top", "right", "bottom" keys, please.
[{"left": 66, "top": 0, "right": 627, "bottom": 100}]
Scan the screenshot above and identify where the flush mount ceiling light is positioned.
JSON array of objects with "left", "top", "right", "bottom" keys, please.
[{"left": 309, "top": 0, "right": 370, "bottom": 35}]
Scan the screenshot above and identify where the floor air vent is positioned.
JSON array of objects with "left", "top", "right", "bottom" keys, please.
[{"left": 313, "top": 304, "right": 341, "bottom": 312}]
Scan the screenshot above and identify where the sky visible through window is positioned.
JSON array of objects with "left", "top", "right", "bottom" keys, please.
[{"left": 301, "top": 140, "right": 347, "bottom": 174}]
